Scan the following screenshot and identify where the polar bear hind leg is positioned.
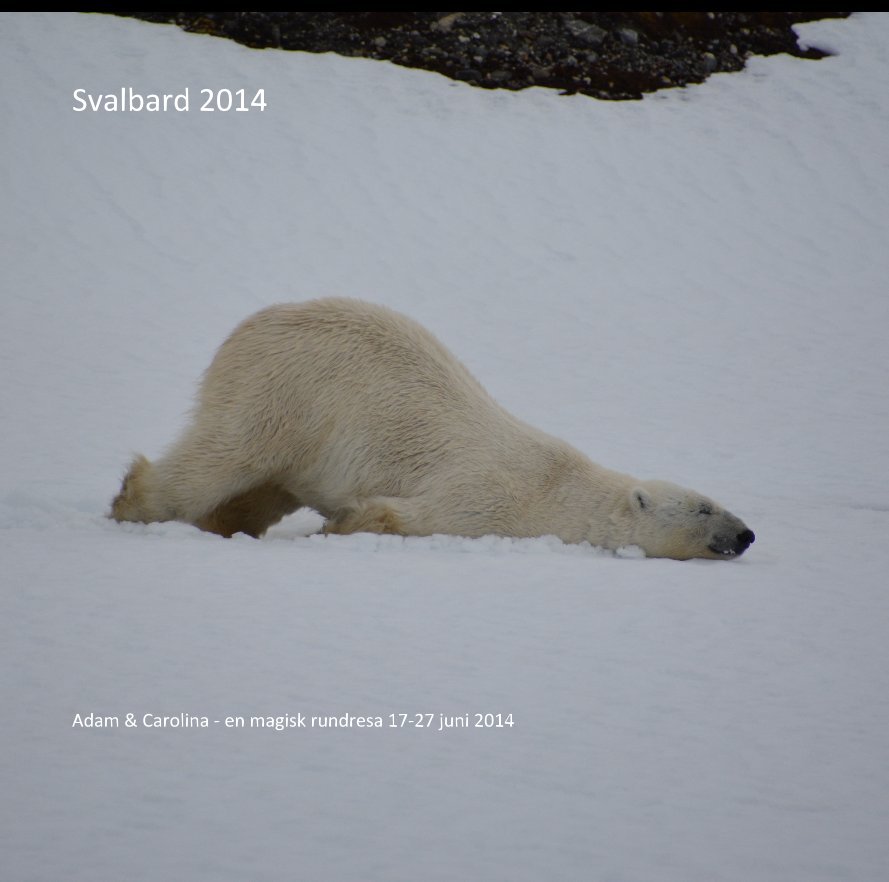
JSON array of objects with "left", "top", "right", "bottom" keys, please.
[
  {"left": 111, "top": 450, "right": 301, "bottom": 538},
  {"left": 196, "top": 482, "right": 301, "bottom": 538}
]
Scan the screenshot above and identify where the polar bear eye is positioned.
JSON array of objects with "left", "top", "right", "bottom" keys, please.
[{"left": 698, "top": 504, "right": 713, "bottom": 516}]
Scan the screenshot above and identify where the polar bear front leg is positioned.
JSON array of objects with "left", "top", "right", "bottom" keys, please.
[{"left": 324, "top": 497, "right": 413, "bottom": 536}]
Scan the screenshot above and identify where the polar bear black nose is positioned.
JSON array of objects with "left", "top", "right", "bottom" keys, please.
[{"left": 737, "top": 529, "right": 755, "bottom": 550}]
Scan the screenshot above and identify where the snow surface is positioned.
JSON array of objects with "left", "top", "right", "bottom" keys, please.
[{"left": 3, "top": 11, "right": 889, "bottom": 881}]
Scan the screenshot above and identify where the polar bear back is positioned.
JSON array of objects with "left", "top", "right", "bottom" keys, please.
[{"left": 196, "top": 299, "right": 553, "bottom": 512}]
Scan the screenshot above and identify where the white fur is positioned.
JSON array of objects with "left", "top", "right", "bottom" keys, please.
[{"left": 111, "top": 298, "right": 753, "bottom": 559}]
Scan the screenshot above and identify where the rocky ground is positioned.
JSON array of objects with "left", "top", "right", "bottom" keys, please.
[{"left": 113, "top": 11, "right": 849, "bottom": 100}]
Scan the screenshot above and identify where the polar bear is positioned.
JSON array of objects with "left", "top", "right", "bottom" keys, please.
[{"left": 111, "top": 299, "right": 754, "bottom": 560}]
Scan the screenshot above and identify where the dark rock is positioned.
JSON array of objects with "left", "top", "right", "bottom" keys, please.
[
  {"left": 618, "top": 28, "right": 640, "bottom": 47},
  {"left": 565, "top": 19, "right": 607, "bottom": 48}
]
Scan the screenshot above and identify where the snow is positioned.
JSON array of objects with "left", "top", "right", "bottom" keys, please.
[{"left": 2, "top": 11, "right": 889, "bottom": 881}]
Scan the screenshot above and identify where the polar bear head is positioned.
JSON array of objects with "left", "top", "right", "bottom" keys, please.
[{"left": 626, "top": 479, "right": 754, "bottom": 560}]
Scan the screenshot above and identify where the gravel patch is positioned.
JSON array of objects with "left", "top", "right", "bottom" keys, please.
[{"left": 109, "top": 11, "right": 849, "bottom": 100}]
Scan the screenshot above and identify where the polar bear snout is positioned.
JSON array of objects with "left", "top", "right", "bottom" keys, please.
[{"left": 708, "top": 527, "right": 755, "bottom": 558}]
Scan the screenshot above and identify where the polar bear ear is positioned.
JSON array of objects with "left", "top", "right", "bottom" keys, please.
[{"left": 630, "top": 486, "right": 652, "bottom": 512}]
